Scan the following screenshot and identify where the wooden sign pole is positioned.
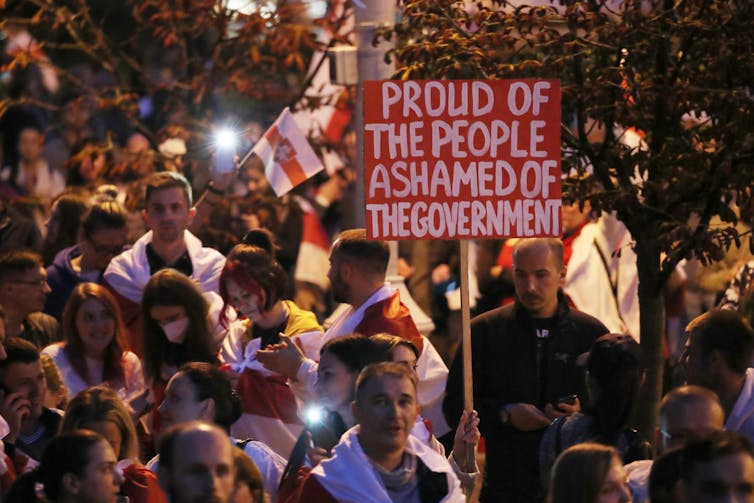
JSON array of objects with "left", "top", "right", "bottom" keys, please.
[{"left": 459, "top": 239, "right": 475, "bottom": 470}]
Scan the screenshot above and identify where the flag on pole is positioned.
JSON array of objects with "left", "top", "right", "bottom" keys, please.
[
  {"left": 293, "top": 196, "right": 331, "bottom": 290},
  {"left": 292, "top": 0, "right": 354, "bottom": 174},
  {"left": 253, "top": 107, "right": 325, "bottom": 196}
]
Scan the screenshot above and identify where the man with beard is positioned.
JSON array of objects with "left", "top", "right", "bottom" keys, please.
[
  {"left": 0, "top": 338, "right": 62, "bottom": 462},
  {"left": 258, "top": 228, "right": 451, "bottom": 436},
  {"left": 0, "top": 250, "right": 57, "bottom": 348},
  {"left": 444, "top": 237, "right": 608, "bottom": 502},
  {"left": 682, "top": 309, "right": 754, "bottom": 442},
  {"left": 104, "top": 172, "right": 225, "bottom": 355}
]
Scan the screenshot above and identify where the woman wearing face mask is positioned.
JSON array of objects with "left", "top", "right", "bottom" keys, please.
[
  {"left": 42, "top": 283, "right": 144, "bottom": 405},
  {"left": 219, "top": 230, "right": 323, "bottom": 457},
  {"left": 141, "top": 269, "right": 217, "bottom": 432}
]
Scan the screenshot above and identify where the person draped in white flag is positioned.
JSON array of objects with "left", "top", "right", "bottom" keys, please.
[
  {"left": 257, "top": 229, "right": 452, "bottom": 439},
  {"left": 219, "top": 230, "right": 324, "bottom": 458}
]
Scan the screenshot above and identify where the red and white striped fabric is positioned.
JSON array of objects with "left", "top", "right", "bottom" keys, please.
[
  {"left": 252, "top": 107, "right": 325, "bottom": 197},
  {"left": 292, "top": 0, "right": 354, "bottom": 174},
  {"left": 220, "top": 301, "right": 325, "bottom": 458},
  {"left": 223, "top": 327, "right": 324, "bottom": 457},
  {"left": 293, "top": 196, "right": 331, "bottom": 291}
]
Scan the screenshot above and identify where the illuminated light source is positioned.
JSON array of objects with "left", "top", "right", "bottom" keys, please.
[
  {"left": 307, "top": 0, "right": 328, "bottom": 18},
  {"left": 304, "top": 405, "right": 324, "bottom": 426},
  {"left": 225, "top": 0, "right": 256, "bottom": 15},
  {"left": 215, "top": 127, "right": 238, "bottom": 151}
]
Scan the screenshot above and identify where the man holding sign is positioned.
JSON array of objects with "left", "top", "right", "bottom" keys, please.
[{"left": 444, "top": 238, "right": 608, "bottom": 502}]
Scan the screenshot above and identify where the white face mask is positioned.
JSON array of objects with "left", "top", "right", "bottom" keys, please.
[{"left": 161, "top": 317, "right": 190, "bottom": 344}]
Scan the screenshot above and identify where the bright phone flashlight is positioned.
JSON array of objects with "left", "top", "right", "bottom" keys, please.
[
  {"left": 215, "top": 127, "right": 238, "bottom": 150},
  {"left": 304, "top": 405, "right": 325, "bottom": 426},
  {"left": 213, "top": 127, "right": 238, "bottom": 173}
]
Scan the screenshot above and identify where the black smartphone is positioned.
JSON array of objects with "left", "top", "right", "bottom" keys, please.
[{"left": 557, "top": 394, "right": 578, "bottom": 406}]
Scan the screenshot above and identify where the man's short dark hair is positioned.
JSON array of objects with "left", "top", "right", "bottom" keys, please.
[
  {"left": 81, "top": 200, "right": 128, "bottom": 239},
  {"left": 680, "top": 431, "right": 754, "bottom": 484},
  {"left": 649, "top": 449, "right": 683, "bottom": 503},
  {"left": 0, "top": 250, "right": 42, "bottom": 284},
  {"left": 144, "top": 171, "right": 193, "bottom": 207},
  {"left": 686, "top": 309, "right": 754, "bottom": 374},
  {"left": 332, "top": 228, "right": 389, "bottom": 277},
  {"left": 321, "top": 335, "right": 388, "bottom": 374},
  {"left": 0, "top": 337, "right": 40, "bottom": 370},
  {"left": 355, "top": 361, "right": 418, "bottom": 404}
]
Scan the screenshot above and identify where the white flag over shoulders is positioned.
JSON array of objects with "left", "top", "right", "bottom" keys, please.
[{"left": 252, "top": 107, "right": 325, "bottom": 196}]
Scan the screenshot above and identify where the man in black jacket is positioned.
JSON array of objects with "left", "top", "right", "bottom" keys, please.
[
  {"left": 0, "top": 338, "right": 62, "bottom": 462},
  {"left": 444, "top": 237, "right": 609, "bottom": 502}
]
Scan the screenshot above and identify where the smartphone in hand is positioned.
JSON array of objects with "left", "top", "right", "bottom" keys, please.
[
  {"left": 214, "top": 128, "right": 237, "bottom": 173},
  {"left": 557, "top": 394, "right": 578, "bottom": 406}
]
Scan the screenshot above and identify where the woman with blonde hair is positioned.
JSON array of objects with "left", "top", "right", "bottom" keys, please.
[
  {"left": 548, "top": 442, "right": 632, "bottom": 503},
  {"left": 40, "top": 353, "right": 68, "bottom": 410},
  {"left": 61, "top": 386, "right": 165, "bottom": 503},
  {"left": 42, "top": 282, "right": 144, "bottom": 402}
]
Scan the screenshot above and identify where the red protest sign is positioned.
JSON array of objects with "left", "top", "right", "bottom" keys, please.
[{"left": 364, "top": 80, "right": 561, "bottom": 240}]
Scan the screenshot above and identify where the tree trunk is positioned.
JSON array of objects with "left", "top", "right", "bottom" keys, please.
[{"left": 634, "top": 237, "right": 666, "bottom": 441}]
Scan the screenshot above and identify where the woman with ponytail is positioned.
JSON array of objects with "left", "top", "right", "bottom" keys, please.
[
  {"left": 8, "top": 430, "right": 123, "bottom": 503},
  {"left": 150, "top": 362, "right": 285, "bottom": 502}
]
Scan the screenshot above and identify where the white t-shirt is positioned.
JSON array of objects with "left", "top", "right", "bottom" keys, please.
[{"left": 42, "top": 343, "right": 145, "bottom": 402}]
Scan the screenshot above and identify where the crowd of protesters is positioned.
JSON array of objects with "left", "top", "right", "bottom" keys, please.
[{"left": 4, "top": 23, "right": 754, "bottom": 503}]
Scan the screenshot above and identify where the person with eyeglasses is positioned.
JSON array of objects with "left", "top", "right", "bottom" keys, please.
[
  {"left": 0, "top": 249, "right": 58, "bottom": 348},
  {"left": 45, "top": 200, "right": 128, "bottom": 320}
]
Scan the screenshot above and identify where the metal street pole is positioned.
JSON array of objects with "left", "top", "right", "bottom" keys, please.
[{"left": 327, "top": 2, "right": 434, "bottom": 335}]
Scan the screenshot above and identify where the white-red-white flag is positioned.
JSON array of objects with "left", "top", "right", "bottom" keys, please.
[
  {"left": 253, "top": 107, "right": 325, "bottom": 196},
  {"left": 292, "top": 0, "right": 354, "bottom": 174},
  {"left": 293, "top": 196, "right": 331, "bottom": 290}
]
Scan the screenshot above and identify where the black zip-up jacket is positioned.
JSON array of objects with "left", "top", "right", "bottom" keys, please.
[{"left": 443, "top": 291, "right": 608, "bottom": 502}]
